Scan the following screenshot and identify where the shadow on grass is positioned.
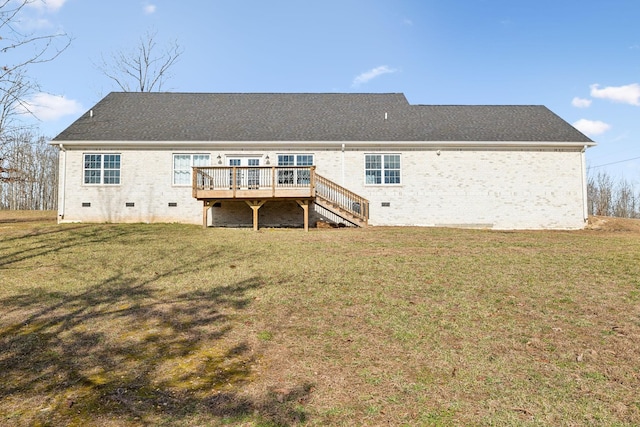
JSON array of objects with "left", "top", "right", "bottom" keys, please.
[
  {"left": 0, "top": 224, "right": 127, "bottom": 267},
  {"left": 0, "top": 229, "right": 313, "bottom": 426}
]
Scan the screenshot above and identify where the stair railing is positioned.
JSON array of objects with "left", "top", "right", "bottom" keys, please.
[{"left": 315, "top": 174, "right": 369, "bottom": 225}]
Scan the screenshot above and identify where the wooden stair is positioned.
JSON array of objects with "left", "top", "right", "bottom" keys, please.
[
  {"left": 192, "top": 166, "right": 369, "bottom": 229},
  {"left": 314, "top": 174, "right": 369, "bottom": 227}
]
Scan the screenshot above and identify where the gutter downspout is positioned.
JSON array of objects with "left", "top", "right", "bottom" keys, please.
[
  {"left": 58, "top": 144, "right": 66, "bottom": 222},
  {"left": 341, "top": 143, "right": 345, "bottom": 186},
  {"left": 581, "top": 145, "right": 588, "bottom": 223}
]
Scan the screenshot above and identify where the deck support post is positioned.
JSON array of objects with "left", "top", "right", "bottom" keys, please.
[
  {"left": 246, "top": 200, "right": 266, "bottom": 231},
  {"left": 202, "top": 200, "right": 219, "bottom": 227},
  {"left": 202, "top": 202, "right": 210, "bottom": 228},
  {"left": 296, "top": 199, "right": 310, "bottom": 232}
]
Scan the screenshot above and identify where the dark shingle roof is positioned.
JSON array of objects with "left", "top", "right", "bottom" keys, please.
[{"left": 53, "top": 92, "right": 592, "bottom": 143}]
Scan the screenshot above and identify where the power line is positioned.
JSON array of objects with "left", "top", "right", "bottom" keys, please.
[{"left": 590, "top": 155, "right": 640, "bottom": 169}]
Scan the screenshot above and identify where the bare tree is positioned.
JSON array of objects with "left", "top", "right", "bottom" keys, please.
[
  {"left": 587, "top": 173, "right": 597, "bottom": 216},
  {"left": 96, "top": 30, "right": 184, "bottom": 92},
  {"left": 589, "top": 171, "right": 614, "bottom": 216},
  {"left": 0, "top": 131, "right": 57, "bottom": 210},
  {"left": 613, "top": 178, "right": 638, "bottom": 219},
  {"left": 0, "top": 71, "right": 33, "bottom": 181},
  {"left": 0, "top": 0, "right": 71, "bottom": 183},
  {"left": 587, "top": 169, "right": 640, "bottom": 219}
]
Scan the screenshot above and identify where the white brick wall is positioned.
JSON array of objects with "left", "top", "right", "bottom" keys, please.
[
  {"left": 312, "top": 147, "right": 587, "bottom": 229},
  {"left": 59, "top": 149, "right": 203, "bottom": 224},
  {"left": 58, "top": 145, "right": 588, "bottom": 229}
]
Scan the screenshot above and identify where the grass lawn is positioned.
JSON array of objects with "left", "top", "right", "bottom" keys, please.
[{"left": 1, "top": 212, "right": 639, "bottom": 426}]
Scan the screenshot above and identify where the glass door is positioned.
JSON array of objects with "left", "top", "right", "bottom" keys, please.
[
  {"left": 228, "top": 157, "right": 261, "bottom": 189},
  {"left": 247, "top": 158, "right": 260, "bottom": 189}
]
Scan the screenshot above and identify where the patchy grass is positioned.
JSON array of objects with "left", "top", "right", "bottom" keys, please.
[{"left": 1, "top": 215, "right": 639, "bottom": 426}]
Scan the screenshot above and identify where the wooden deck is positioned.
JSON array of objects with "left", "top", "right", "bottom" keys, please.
[{"left": 192, "top": 166, "right": 368, "bottom": 230}]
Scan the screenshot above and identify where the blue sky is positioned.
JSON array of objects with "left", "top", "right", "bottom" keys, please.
[{"left": 12, "top": 0, "right": 640, "bottom": 181}]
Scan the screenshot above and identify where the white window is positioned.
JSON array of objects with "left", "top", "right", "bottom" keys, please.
[
  {"left": 173, "top": 154, "right": 210, "bottom": 185},
  {"left": 277, "top": 154, "right": 314, "bottom": 167},
  {"left": 84, "top": 154, "right": 121, "bottom": 185},
  {"left": 277, "top": 154, "right": 314, "bottom": 185},
  {"left": 365, "top": 154, "right": 401, "bottom": 185}
]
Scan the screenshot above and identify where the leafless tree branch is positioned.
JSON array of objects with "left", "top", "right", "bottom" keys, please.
[
  {"left": 0, "top": 0, "right": 71, "bottom": 185},
  {"left": 95, "top": 29, "right": 184, "bottom": 92}
]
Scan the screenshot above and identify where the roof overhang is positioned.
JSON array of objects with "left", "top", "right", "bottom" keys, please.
[{"left": 49, "top": 140, "right": 597, "bottom": 150}]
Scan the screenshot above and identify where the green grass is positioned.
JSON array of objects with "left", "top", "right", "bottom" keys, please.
[{"left": 1, "top": 214, "right": 640, "bottom": 425}]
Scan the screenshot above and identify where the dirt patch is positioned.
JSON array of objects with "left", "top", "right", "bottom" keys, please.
[{"left": 586, "top": 215, "right": 640, "bottom": 233}]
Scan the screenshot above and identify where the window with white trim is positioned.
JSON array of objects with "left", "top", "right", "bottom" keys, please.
[
  {"left": 277, "top": 154, "right": 314, "bottom": 167},
  {"left": 173, "top": 154, "right": 210, "bottom": 185},
  {"left": 365, "top": 154, "right": 401, "bottom": 185},
  {"left": 277, "top": 154, "right": 314, "bottom": 185},
  {"left": 84, "top": 154, "right": 121, "bottom": 185}
]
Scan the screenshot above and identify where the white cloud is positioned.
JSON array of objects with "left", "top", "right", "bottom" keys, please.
[
  {"left": 27, "top": 0, "right": 67, "bottom": 13},
  {"left": 20, "top": 0, "right": 67, "bottom": 30},
  {"left": 352, "top": 65, "right": 398, "bottom": 87},
  {"left": 571, "top": 97, "right": 592, "bottom": 108},
  {"left": 143, "top": 3, "right": 157, "bottom": 14},
  {"left": 18, "top": 93, "right": 83, "bottom": 121},
  {"left": 573, "top": 119, "right": 611, "bottom": 137},
  {"left": 590, "top": 83, "right": 640, "bottom": 106}
]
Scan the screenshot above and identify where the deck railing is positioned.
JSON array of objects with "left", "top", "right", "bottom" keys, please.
[
  {"left": 193, "top": 166, "right": 316, "bottom": 198},
  {"left": 315, "top": 174, "right": 369, "bottom": 224}
]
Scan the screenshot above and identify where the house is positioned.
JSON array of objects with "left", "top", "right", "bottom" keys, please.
[{"left": 51, "top": 92, "right": 595, "bottom": 230}]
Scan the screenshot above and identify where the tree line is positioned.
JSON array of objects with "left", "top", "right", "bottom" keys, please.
[
  {"left": 0, "top": 131, "right": 57, "bottom": 210},
  {"left": 587, "top": 170, "right": 640, "bottom": 219}
]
